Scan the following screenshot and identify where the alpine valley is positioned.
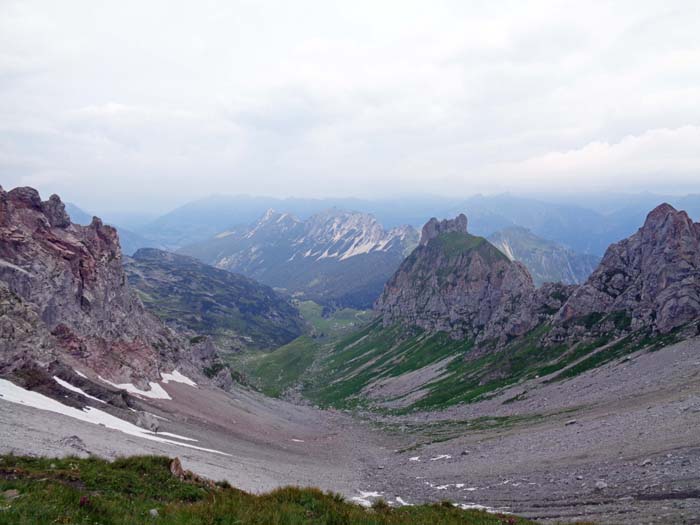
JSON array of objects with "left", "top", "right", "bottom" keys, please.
[{"left": 2, "top": 186, "right": 699, "bottom": 525}]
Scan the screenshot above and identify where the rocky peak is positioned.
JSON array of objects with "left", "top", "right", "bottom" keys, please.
[
  {"left": 0, "top": 186, "right": 199, "bottom": 388},
  {"left": 419, "top": 213, "right": 468, "bottom": 246},
  {"left": 41, "top": 194, "right": 71, "bottom": 228},
  {"left": 377, "top": 214, "right": 536, "bottom": 341},
  {"left": 557, "top": 203, "right": 700, "bottom": 334},
  {"left": 6, "top": 186, "right": 43, "bottom": 210}
]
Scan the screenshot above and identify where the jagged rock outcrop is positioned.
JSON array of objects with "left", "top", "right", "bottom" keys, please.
[
  {"left": 0, "top": 186, "right": 212, "bottom": 388},
  {"left": 375, "top": 215, "right": 538, "bottom": 342},
  {"left": 419, "top": 214, "right": 469, "bottom": 246},
  {"left": 558, "top": 203, "right": 700, "bottom": 334}
]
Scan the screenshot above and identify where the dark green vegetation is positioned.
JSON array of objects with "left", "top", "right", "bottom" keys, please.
[
  {"left": 436, "top": 232, "right": 508, "bottom": 263},
  {"left": 0, "top": 455, "right": 536, "bottom": 525},
  {"left": 124, "top": 248, "right": 304, "bottom": 351},
  {"left": 301, "top": 317, "right": 691, "bottom": 413}
]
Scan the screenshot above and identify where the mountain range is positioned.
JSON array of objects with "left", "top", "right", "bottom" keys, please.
[
  {"left": 68, "top": 193, "right": 700, "bottom": 257},
  {"left": 180, "top": 208, "right": 419, "bottom": 308},
  {"left": 487, "top": 226, "right": 600, "bottom": 286},
  {"left": 3, "top": 185, "right": 700, "bottom": 524},
  {"left": 303, "top": 203, "right": 700, "bottom": 411}
]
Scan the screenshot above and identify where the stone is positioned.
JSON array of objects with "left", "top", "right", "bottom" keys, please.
[
  {"left": 170, "top": 457, "right": 186, "bottom": 479},
  {"left": 0, "top": 185, "right": 220, "bottom": 390},
  {"left": 595, "top": 481, "right": 608, "bottom": 491},
  {"left": 557, "top": 204, "right": 700, "bottom": 335},
  {"left": 136, "top": 412, "right": 160, "bottom": 433},
  {"left": 565, "top": 419, "right": 578, "bottom": 426},
  {"left": 376, "top": 214, "right": 538, "bottom": 343},
  {"left": 2, "top": 489, "right": 19, "bottom": 501},
  {"left": 149, "top": 508, "right": 159, "bottom": 518}
]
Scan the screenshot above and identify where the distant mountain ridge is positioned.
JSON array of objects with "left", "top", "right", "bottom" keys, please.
[
  {"left": 125, "top": 248, "right": 305, "bottom": 352},
  {"left": 488, "top": 227, "right": 600, "bottom": 286},
  {"left": 181, "top": 208, "right": 419, "bottom": 309}
]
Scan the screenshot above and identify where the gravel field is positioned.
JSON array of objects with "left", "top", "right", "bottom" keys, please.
[{"left": 2, "top": 337, "right": 699, "bottom": 524}]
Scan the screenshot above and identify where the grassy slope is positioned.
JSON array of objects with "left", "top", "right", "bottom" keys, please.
[
  {"left": 0, "top": 455, "right": 536, "bottom": 525},
  {"left": 297, "top": 300, "right": 374, "bottom": 339},
  {"left": 231, "top": 301, "right": 374, "bottom": 397},
  {"left": 303, "top": 317, "right": 686, "bottom": 413},
  {"left": 245, "top": 336, "right": 322, "bottom": 397}
]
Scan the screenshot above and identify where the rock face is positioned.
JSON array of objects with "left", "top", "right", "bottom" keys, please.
[
  {"left": 0, "top": 186, "right": 197, "bottom": 387},
  {"left": 375, "top": 215, "right": 537, "bottom": 341},
  {"left": 124, "top": 248, "right": 305, "bottom": 352},
  {"left": 558, "top": 204, "right": 700, "bottom": 334},
  {"left": 181, "top": 208, "right": 419, "bottom": 308},
  {"left": 488, "top": 226, "right": 600, "bottom": 286}
]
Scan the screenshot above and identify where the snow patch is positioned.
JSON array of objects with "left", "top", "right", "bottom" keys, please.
[
  {"left": 408, "top": 456, "right": 420, "bottom": 462},
  {"left": 158, "top": 431, "right": 198, "bottom": 442},
  {"left": 430, "top": 454, "right": 452, "bottom": 461},
  {"left": 161, "top": 370, "right": 197, "bottom": 387},
  {"left": 351, "top": 491, "right": 382, "bottom": 507},
  {"left": 291, "top": 438, "right": 305, "bottom": 443},
  {"left": 0, "top": 379, "right": 229, "bottom": 456},
  {"left": 396, "top": 496, "right": 412, "bottom": 506},
  {"left": 73, "top": 369, "right": 87, "bottom": 379},
  {"left": 53, "top": 377, "right": 105, "bottom": 404},
  {"left": 454, "top": 502, "right": 510, "bottom": 514},
  {"left": 98, "top": 376, "right": 171, "bottom": 400}
]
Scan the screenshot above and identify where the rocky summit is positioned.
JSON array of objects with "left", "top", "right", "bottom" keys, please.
[
  {"left": 0, "top": 186, "right": 215, "bottom": 389},
  {"left": 558, "top": 203, "right": 700, "bottom": 334},
  {"left": 375, "top": 214, "right": 537, "bottom": 342},
  {"left": 377, "top": 206, "right": 700, "bottom": 349}
]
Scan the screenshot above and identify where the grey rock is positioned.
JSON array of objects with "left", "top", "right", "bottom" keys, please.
[
  {"left": 0, "top": 186, "right": 219, "bottom": 389},
  {"left": 136, "top": 412, "right": 160, "bottom": 433},
  {"left": 558, "top": 204, "right": 700, "bottom": 335},
  {"left": 149, "top": 508, "right": 159, "bottom": 518},
  {"left": 595, "top": 481, "right": 609, "bottom": 491},
  {"left": 376, "top": 214, "right": 538, "bottom": 342}
]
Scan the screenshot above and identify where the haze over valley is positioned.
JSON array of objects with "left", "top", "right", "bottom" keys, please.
[{"left": 1, "top": 2, "right": 700, "bottom": 524}]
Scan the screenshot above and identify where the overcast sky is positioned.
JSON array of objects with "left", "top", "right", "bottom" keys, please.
[{"left": 1, "top": 0, "right": 699, "bottom": 212}]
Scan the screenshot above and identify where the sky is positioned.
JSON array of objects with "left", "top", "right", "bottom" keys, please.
[{"left": 1, "top": 0, "right": 699, "bottom": 213}]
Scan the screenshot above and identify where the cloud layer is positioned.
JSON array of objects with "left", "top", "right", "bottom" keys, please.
[{"left": 1, "top": 0, "right": 699, "bottom": 211}]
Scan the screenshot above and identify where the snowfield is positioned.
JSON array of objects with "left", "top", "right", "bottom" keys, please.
[{"left": 0, "top": 379, "right": 229, "bottom": 456}]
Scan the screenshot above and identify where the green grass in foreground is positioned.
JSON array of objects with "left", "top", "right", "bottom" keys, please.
[{"left": 0, "top": 455, "right": 537, "bottom": 525}]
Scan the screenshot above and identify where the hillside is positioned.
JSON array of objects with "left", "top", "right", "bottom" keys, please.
[
  {"left": 124, "top": 248, "right": 305, "bottom": 352},
  {"left": 181, "top": 208, "right": 418, "bottom": 308},
  {"left": 0, "top": 455, "right": 534, "bottom": 524},
  {"left": 299, "top": 205, "right": 700, "bottom": 412},
  {"left": 488, "top": 226, "right": 600, "bottom": 286}
]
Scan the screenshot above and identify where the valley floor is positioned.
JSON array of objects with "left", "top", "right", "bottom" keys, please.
[{"left": 1, "top": 337, "right": 699, "bottom": 524}]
